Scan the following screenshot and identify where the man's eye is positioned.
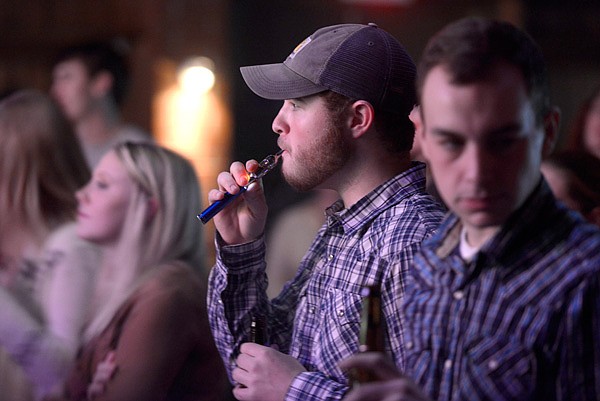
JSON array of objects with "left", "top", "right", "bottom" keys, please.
[
  {"left": 492, "top": 138, "right": 518, "bottom": 151},
  {"left": 439, "top": 138, "right": 463, "bottom": 151}
]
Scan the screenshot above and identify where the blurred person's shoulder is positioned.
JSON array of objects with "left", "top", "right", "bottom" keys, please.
[
  {"left": 42, "top": 222, "right": 100, "bottom": 264},
  {"left": 115, "top": 124, "right": 153, "bottom": 144},
  {"left": 138, "top": 261, "right": 206, "bottom": 307}
]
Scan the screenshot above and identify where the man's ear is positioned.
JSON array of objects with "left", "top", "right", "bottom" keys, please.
[
  {"left": 409, "top": 105, "right": 425, "bottom": 160},
  {"left": 349, "top": 100, "right": 375, "bottom": 139},
  {"left": 409, "top": 105, "right": 422, "bottom": 134},
  {"left": 542, "top": 106, "right": 561, "bottom": 158},
  {"left": 418, "top": 107, "right": 433, "bottom": 162},
  {"left": 90, "top": 71, "right": 114, "bottom": 98}
]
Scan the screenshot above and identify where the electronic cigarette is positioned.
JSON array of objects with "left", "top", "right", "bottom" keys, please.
[{"left": 197, "top": 149, "right": 284, "bottom": 224}]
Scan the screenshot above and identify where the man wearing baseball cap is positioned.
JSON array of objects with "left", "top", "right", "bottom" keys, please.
[{"left": 206, "top": 23, "right": 445, "bottom": 401}]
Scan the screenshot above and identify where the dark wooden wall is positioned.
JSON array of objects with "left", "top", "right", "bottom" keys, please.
[
  {"left": 0, "top": 0, "right": 231, "bottom": 133},
  {"left": 1, "top": 0, "right": 598, "bottom": 142},
  {"left": 1, "top": 0, "right": 598, "bottom": 224}
]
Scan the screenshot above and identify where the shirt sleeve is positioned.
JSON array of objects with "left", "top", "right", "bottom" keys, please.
[
  {"left": 382, "top": 241, "right": 424, "bottom": 372},
  {"left": 0, "top": 227, "right": 98, "bottom": 399},
  {"left": 207, "top": 234, "right": 270, "bottom": 380},
  {"left": 286, "top": 371, "right": 348, "bottom": 401},
  {"left": 0, "top": 283, "right": 81, "bottom": 399},
  {"left": 41, "top": 233, "right": 98, "bottom": 356},
  {"left": 559, "top": 270, "right": 600, "bottom": 400},
  {"left": 208, "top": 233, "right": 301, "bottom": 383}
]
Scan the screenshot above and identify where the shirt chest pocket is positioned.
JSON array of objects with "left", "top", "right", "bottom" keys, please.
[
  {"left": 312, "top": 288, "right": 362, "bottom": 376},
  {"left": 460, "top": 335, "right": 537, "bottom": 400}
]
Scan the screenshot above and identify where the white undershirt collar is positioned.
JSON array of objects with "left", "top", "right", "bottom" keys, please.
[{"left": 459, "top": 226, "right": 481, "bottom": 262}]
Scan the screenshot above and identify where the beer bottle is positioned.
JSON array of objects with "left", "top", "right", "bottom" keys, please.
[
  {"left": 250, "top": 315, "right": 266, "bottom": 345},
  {"left": 349, "top": 285, "right": 384, "bottom": 385}
]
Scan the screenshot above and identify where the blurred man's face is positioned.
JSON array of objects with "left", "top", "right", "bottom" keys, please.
[
  {"left": 51, "top": 59, "right": 94, "bottom": 122},
  {"left": 421, "top": 62, "right": 547, "bottom": 247}
]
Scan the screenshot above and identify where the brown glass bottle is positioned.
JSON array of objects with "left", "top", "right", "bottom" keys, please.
[
  {"left": 349, "top": 285, "right": 384, "bottom": 386},
  {"left": 250, "top": 315, "right": 266, "bottom": 345}
]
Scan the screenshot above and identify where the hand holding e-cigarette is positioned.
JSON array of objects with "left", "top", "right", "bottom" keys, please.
[{"left": 199, "top": 150, "right": 283, "bottom": 224}]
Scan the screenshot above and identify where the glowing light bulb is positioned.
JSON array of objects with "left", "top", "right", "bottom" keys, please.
[{"left": 178, "top": 57, "right": 215, "bottom": 94}]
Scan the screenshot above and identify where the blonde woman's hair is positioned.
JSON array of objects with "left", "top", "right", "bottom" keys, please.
[
  {"left": 84, "top": 142, "right": 204, "bottom": 339},
  {"left": 0, "top": 89, "right": 89, "bottom": 244}
]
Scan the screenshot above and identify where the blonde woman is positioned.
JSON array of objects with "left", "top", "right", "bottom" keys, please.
[
  {"left": 0, "top": 90, "right": 100, "bottom": 400},
  {"left": 51, "top": 142, "right": 226, "bottom": 400}
]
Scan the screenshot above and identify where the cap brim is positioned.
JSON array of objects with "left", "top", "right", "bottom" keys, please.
[{"left": 240, "top": 63, "right": 328, "bottom": 100}]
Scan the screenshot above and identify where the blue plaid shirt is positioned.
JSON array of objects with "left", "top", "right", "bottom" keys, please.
[
  {"left": 208, "top": 162, "right": 445, "bottom": 400},
  {"left": 404, "top": 181, "right": 600, "bottom": 401}
]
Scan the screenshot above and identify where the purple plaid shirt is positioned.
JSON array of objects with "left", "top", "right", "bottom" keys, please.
[
  {"left": 405, "top": 181, "right": 600, "bottom": 401},
  {"left": 208, "top": 162, "right": 445, "bottom": 401}
]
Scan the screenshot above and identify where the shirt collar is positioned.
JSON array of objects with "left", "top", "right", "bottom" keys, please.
[
  {"left": 325, "top": 161, "right": 428, "bottom": 236},
  {"left": 433, "top": 179, "right": 575, "bottom": 271}
]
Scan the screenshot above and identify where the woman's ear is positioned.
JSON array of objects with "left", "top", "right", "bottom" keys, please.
[
  {"left": 146, "top": 197, "right": 159, "bottom": 221},
  {"left": 349, "top": 100, "right": 375, "bottom": 139}
]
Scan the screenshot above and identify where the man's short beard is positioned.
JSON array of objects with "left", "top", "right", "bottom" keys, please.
[{"left": 283, "top": 120, "right": 351, "bottom": 192}]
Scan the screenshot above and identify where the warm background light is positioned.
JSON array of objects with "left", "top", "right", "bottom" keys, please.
[
  {"left": 178, "top": 57, "right": 216, "bottom": 95},
  {"left": 153, "top": 58, "right": 232, "bottom": 266}
]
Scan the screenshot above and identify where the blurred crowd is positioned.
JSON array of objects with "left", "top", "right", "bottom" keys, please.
[{"left": 0, "top": 16, "right": 599, "bottom": 401}]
